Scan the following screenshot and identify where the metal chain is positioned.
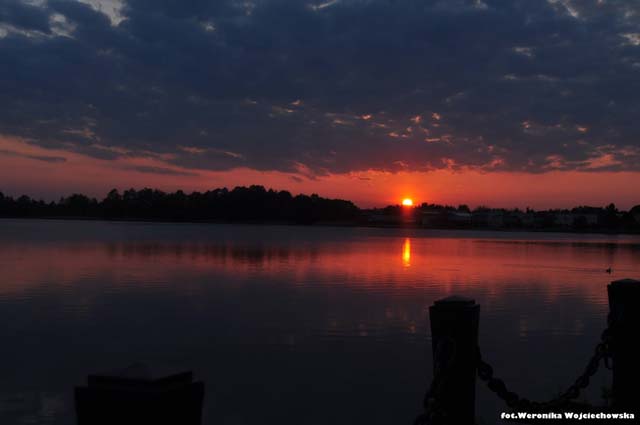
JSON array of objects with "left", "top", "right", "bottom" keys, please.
[
  {"left": 477, "top": 313, "right": 616, "bottom": 412},
  {"left": 414, "top": 337, "right": 457, "bottom": 425}
]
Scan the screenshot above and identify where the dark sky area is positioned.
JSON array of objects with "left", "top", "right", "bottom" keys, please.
[{"left": 1, "top": 0, "right": 639, "bottom": 207}]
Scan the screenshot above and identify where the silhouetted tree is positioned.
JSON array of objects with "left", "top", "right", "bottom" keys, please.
[{"left": 601, "top": 203, "right": 620, "bottom": 230}]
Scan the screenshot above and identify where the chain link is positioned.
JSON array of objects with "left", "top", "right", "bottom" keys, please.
[
  {"left": 477, "top": 313, "right": 616, "bottom": 412},
  {"left": 414, "top": 314, "right": 616, "bottom": 423}
]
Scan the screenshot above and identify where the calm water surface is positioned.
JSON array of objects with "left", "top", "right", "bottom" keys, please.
[{"left": 1, "top": 219, "right": 640, "bottom": 424}]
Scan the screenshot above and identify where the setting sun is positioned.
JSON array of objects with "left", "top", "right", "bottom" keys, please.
[{"left": 402, "top": 198, "right": 414, "bottom": 206}]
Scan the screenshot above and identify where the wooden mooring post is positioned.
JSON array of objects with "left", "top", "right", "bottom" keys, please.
[
  {"left": 429, "top": 295, "right": 480, "bottom": 425},
  {"left": 75, "top": 367, "right": 204, "bottom": 425},
  {"left": 424, "top": 279, "right": 639, "bottom": 424},
  {"left": 608, "top": 278, "right": 640, "bottom": 414}
]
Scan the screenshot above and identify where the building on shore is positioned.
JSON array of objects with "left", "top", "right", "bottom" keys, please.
[
  {"left": 420, "top": 210, "right": 471, "bottom": 227},
  {"left": 471, "top": 210, "right": 504, "bottom": 228}
]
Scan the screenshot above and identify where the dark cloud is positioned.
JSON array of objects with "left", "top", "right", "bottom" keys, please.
[
  {"left": 0, "top": 148, "right": 67, "bottom": 163},
  {"left": 123, "top": 165, "right": 200, "bottom": 176},
  {"left": 0, "top": 0, "right": 51, "bottom": 34},
  {"left": 1, "top": 0, "right": 640, "bottom": 175}
]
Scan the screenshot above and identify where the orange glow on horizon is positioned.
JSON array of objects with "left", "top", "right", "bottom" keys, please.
[{"left": 1, "top": 135, "right": 640, "bottom": 210}]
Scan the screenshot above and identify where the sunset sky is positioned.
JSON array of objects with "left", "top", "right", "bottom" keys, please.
[{"left": 1, "top": 0, "right": 639, "bottom": 209}]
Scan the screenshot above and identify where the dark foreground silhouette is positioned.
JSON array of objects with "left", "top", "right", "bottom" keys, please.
[
  {"left": 417, "top": 280, "right": 640, "bottom": 425},
  {"left": 75, "top": 364, "right": 204, "bottom": 425}
]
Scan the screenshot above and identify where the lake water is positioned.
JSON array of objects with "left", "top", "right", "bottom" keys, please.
[{"left": 1, "top": 219, "right": 640, "bottom": 425}]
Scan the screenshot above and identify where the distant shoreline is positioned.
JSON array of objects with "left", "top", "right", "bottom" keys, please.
[
  {"left": 2, "top": 187, "right": 639, "bottom": 235},
  {"left": 2, "top": 215, "right": 639, "bottom": 236}
]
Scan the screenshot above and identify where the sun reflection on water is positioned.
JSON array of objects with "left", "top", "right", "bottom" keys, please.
[{"left": 402, "top": 238, "right": 411, "bottom": 267}]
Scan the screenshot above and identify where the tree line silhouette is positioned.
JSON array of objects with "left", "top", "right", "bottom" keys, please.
[
  {"left": 1, "top": 187, "right": 639, "bottom": 232},
  {"left": 0, "top": 186, "right": 360, "bottom": 224}
]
